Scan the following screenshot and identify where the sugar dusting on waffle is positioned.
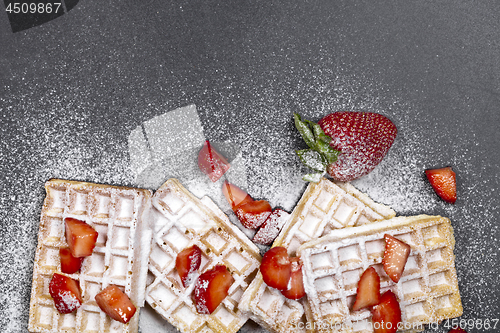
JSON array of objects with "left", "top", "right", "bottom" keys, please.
[
  {"left": 145, "top": 179, "right": 261, "bottom": 333},
  {"left": 28, "top": 179, "right": 153, "bottom": 333},
  {"left": 298, "top": 215, "right": 462, "bottom": 333}
]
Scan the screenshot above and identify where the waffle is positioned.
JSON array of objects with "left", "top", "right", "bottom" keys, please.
[
  {"left": 297, "top": 214, "right": 463, "bottom": 333},
  {"left": 28, "top": 179, "right": 153, "bottom": 333},
  {"left": 145, "top": 179, "right": 262, "bottom": 333},
  {"left": 239, "top": 178, "right": 396, "bottom": 333}
]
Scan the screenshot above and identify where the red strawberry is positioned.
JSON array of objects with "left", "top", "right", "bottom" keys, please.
[
  {"left": 280, "top": 257, "right": 305, "bottom": 300},
  {"left": 425, "top": 166, "right": 457, "bottom": 204},
  {"left": 49, "top": 273, "right": 82, "bottom": 314},
  {"left": 260, "top": 246, "right": 292, "bottom": 290},
  {"left": 222, "top": 180, "right": 253, "bottom": 210},
  {"left": 382, "top": 234, "right": 411, "bottom": 283},
  {"left": 95, "top": 285, "right": 136, "bottom": 324},
  {"left": 253, "top": 209, "right": 288, "bottom": 245},
  {"left": 294, "top": 112, "right": 397, "bottom": 182},
  {"left": 193, "top": 265, "right": 234, "bottom": 314},
  {"left": 234, "top": 200, "right": 273, "bottom": 229},
  {"left": 449, "top": 327, "right": 467, "bottom": 333},
  {"left": 352, "top": 266, "right": 381, "bottom": 311},
  {"left": 176, "top": 245, "right": 202, "bottom": 288},
  {"left": 59, "top": 247, "right": 84, "bottom": 274},
  {"left": 64, "top": 217, "right": 98, "bottom": 257},
  {"left": 371, "top": 290, "right": 401, "bottom": 333},
  {"left": 198, "top": 140, "right": 230, "bottom": 182}
]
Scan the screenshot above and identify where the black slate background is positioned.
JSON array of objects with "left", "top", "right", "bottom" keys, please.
[{"left": 1, "top": 1, "right": 499, "bottom": 332}]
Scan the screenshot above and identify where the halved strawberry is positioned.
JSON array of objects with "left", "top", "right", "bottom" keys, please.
[
  {"left": 176, "top": 245, "right": 202, "bottom": 288},
  {"left": 234, "top": 200, "right": 273, "bottom": 229},
  {"left": 198, "top": 140, "right": 230, "bottom": 182},
  {"left": 64, "top": 217, "right": 98, "bottom": 257},
  {"left": 49, "top": 273, "right": 82, "bottom": 314},
  {"left": 425, "top": 166, "right": 457, "bottom": 204},
  {"left": 280, "top": 257, "right": 305, "bottom": 300},
  {"left": 449, "top": 327, "right": 467, "bottom": 333},
  {"left": 193, "top": 265, "right": 234, "bottom": 314},
  {"left": 222, "top": 180, "right": 253, "bottom": 210},
  {"left": 294, "top": 112, "right": 397, "bottom": 182},
  {"left": 253, "top": 209, "right": 288, "bottom": 245},
  {"left": 59, "top": 247, "right": 84, "bottom": 274},
  {"left": 95, "top": 284, "right": 136, "bottom": 324},
  {"left": 382, "top": 234, "right": 411, "bottom": 283},
  {"left": 352, "top": 266, "right": 381, "bottom": 311},
  {"left": 371, "top": 290, "right": 401, "bottom": 333},
  {"left": 260, "top": 246, "right": 292, "bottom": 291}
]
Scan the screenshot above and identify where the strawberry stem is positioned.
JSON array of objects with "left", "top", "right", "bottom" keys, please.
[{"left": 293, "top": 113, "right": 340, "bottom": 182}]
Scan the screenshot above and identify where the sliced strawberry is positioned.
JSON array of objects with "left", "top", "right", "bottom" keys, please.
[
  {"left": 449, "top": 327, "right": 467, "bottom": 333},
  {"left": 64, "top": 217, "right": 98, "bottom": 257},
  {"left": 95, "top": 285, "right": 136, "bottom": 324},
  {"left": 59, "top": 247, "right": 84, "bottom": 274},
  {"left": 49, "top": 273, "right": 82, "bottom": 314},
  {"left": 193, "top": 265, "right": 234, "bottom": 314},
  {"left": 260, "top": 246, "right": 292, "bottom": 290},
  {"left": 352, "top": 266, "right": 381, "bottom": 311},
  {"left": 222, "top": 180, "right": 253, "bottom": 210},
  {"left": 253, "top": 209, "right": 288, "bottom": 245},
  {"left": 382, "top": 234, "right": 411, "bottom": 283},
  {"left": 425, "top": 166, "right": 457, "bottom": 204},
  {"left": 176, "top": 245, "right": 202, "bottom": 288},
  {"left": 280, "top": 257, "right": 305, "bottom": 300},
  {"left": 234, "top": 200, "right": 273, "bottom": 229},
  {"left": 294, "top": 112, "right": 397, "bottom": 182},
  {"left": 198, "top": 140, "right": 230, "bottom": 182},
  {"left": 371, "top": 290, "right": 401, "bottom": 333}
]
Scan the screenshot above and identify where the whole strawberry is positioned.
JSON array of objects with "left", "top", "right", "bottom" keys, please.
[{"left": 294, "top": 112, "right": 397, "bottom": 182}]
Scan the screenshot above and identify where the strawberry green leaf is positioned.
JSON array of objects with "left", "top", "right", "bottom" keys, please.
[
  {"left": 296, "top": 149, "right": 326, "bottom": 172},
  {"left": 294, "top": 113, "right": 315, "bottom": 149},
  {"left": 315, "top": 140, "right": 339, "bottom": 165},
  {"left": 302, "top": 173, "right": 323, "bottom": 182}
]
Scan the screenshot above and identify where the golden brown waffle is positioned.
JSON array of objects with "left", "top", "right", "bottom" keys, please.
[
  {"left": 298, "top": 215, "right": 462, "bottom": 333},
  {"left": 145, "top": 179, "right": 261, "bottom": 333},
  {"left": 28, "top": 179, "right": 153, "bottom": 333},
  {"left": 239, "top": 178, "right": 396, "bottom": 333}
]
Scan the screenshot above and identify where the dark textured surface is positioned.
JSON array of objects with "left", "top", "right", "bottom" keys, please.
[{"left": 1, "top": 1, "right": 499, "bottom": 332}]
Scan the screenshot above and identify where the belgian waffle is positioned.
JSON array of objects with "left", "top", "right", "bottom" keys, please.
[
  {"left": 145, "top": 179, "right": 261, "bottom": 333},
  {"left": 28, "top": 179, "right": 153, "bottom": 333},
  {"left": 298, "top": 214, "right": 463, "bottom": 333},
  {"left": 238, "top": 178, "right": 396, "bottom": 333}
]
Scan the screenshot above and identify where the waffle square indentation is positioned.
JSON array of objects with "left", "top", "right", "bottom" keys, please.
[
  {"left": 68, "top": 190, "right": 88, "bottom": 215},
  {"left": 214, "top": 305, "right": 237, "bottom": 328},
  {"left": 93, "top": 223, "right": 109, "bottom": 247},
  {"left": 310, "top": 251, "right": 334, "bottom": 271},
  {"left": 173, "top": 304, "right": 198, "bottom": 328},
  {"left": 426, "top": 247, "right": 452, "bottom": 271},
  {"left": 158, "top": 191, "right": 185, "bottom": 215},
  {"left": 178, "top": 208, "right": 209, "bottom": 230},
  {"left": 111, "top": 226, "right": 130, "bottom": 250},
  {"left": 257, "top": 286, "right": 281, "bottom": 315},
  {"left": 314, "top": 275, "right": 340, "bottom": 301},
  {"left": 365, "top": 239, "right": 385, "bottom": 261},
  {"left": 225, "top": 250, "right": 250, "bottom": 274},
  {"left": 81, "top": 310, "right": 102, "bottom": 332},
  {"left": 116, "top": 196, "right": 135, "bottom": 220},
  {"left": 337, "top": 244, "right": 362, "bottom": 266},
  {"left": 299, "top": 210, "right": 324, "bottom": 237},
  {"left": 402, "top": 278, "right": 427, "bottom": 301},
  {"left": 422, "top": 224, "right": 446, "bottom": 248},
  {"left": 332, "top": 201, "right": 356, "bottom": 226},
  {"left": 342, "top": 268, "right": 363, "bottom": 291},
  {"left": 403, "top": 254, "right": 423, "bottom": 277},
  {"left": 81, "top": 253, "right": 104, "bottom": 279},
  {"left": 58, "top": 312, "right": 77, "bottom": 331},
  {"left": 429, "top": 270, "right": 454, "bottom": 294},
  {"left": 109, "top": 255, "right": 129, "bottom": 280},
  {"left": 34, "top": 304, "right": 55, "bottom": 329},
  {"left": 404, "top": 301, "right": 431, "bottom": 322},
  {"left": 150, "top": 244, "right": 173, "bottom": 271},
  {"left": 163, "top": 226, "right": 191, "bottom": 252},
  {"left": 44, "top": 217, "right": 64, "bottom": 243},
  {"left": 394, "top": 231, "right": 417, "bottom": 248},
  {"left": 319, "top": 299, "right": 345, "bottom": 321},
  {"left": 314, "top": 189, "right": 336, "bottom": 212},
  {"left": 150, "top": 282, "right": 177, "bottom": 311},
  {"left": 92, "top": 193, "right": 111, "bottom": 218},
  {"left": 202, "top": 232, "right": 227, "bottom": 256}
]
